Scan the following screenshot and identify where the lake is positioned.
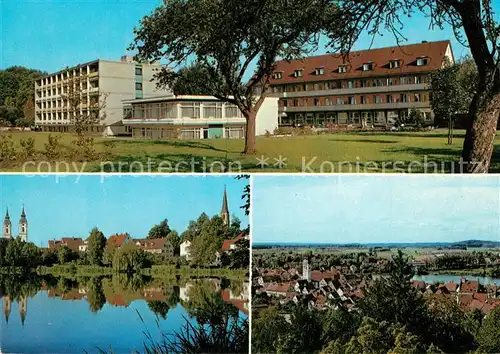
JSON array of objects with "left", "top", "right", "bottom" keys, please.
[
  {"left": 0, "top": 274, "right": 249, "bottom": 353},
  {"left": 412, "top": 274, "right": 500, "bottom": 285}
]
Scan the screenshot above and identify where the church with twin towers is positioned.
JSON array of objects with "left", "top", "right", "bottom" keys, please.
[{"left": 3, "top": 207, "right": 28, "bottom": 242}]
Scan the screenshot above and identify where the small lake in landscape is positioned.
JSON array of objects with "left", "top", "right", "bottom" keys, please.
[
  {"left": 412, "top": 274, "right": 500, "bottom": 285},
  {"left": 0, "top": 274, "right": 248, "bottom": 354}
]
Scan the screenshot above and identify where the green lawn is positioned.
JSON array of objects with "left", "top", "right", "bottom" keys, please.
[{"left": 2, "top": 129, "right": 500, "bottom": 172}]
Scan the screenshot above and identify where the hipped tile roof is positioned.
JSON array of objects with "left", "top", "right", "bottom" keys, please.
[{"left": 269, "top": 40, "right": 451, "bottom": 84}]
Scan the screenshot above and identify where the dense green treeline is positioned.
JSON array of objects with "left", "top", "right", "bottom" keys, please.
[
  {"left": 0, "top": 211, "right": 248, "bottom": 275},
  {"left": 0, "top": 66, "right": 45, "bottom": 127},
  {"left": 252, "top": 251, "right": 500, "bottom": 354}
]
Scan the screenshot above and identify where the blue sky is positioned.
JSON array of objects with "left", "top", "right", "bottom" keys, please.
[
  {"left": 2, "top": 0, "right": 498, "bottom": 79},
  {"left": 0, "top": 175, "right": 248, "bottom": 247},
  {"left": 252, "top": 176, "right": 500, "bottom": 244}
]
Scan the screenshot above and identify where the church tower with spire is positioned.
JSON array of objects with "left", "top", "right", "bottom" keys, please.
[
  {"left": 221, "top": 186, "right": 230, "bottom": 227},
  {"left": 3, "top": 208, "right": 12, "bottom": 238},
  {"left": 19, "top": 206, "right": 28, "bottom": 242},
  {"left": 3, "top": 296, "right": 11, "bottom": 324},
  {"left": 18, "top": 296, "right": 27, "bottom": 327}
]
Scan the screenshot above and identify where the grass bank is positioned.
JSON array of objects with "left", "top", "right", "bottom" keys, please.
[
  {"left": 0, "top": 266, "right": 36, "bottom": 275},
  {"left": 3, "top": 129, "right": 500, "bottom": 173},
  {"left": 148, "top": 265, "right": 248, "bottom": 279},
  {"left": 36, "top": 265, "right": 115, "bottom": 277},
  {"left": 36, "top": 264, "right": 248, "bottom": 279}
]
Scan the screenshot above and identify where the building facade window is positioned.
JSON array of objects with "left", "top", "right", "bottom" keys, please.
[
  {"left": 180, "top": 128, "right": 201, "bottom": 139},
  {"left": 338, "top": 65, "right": 347, "bottom": 73},
  {"left": 347, "top": 96, "right": 356, "bottom": 105},
  {"left": 360, "top": 96, "right": 367, "bottom": 104},
  {"left": 203, "top": 102, "right": 223, "bottom": 118},
  {"left": 272, "top": 72, "right": 283, "bottom": 79},
  {"left": 386, "top": 95, "right": 394, "bottom": 103},
  {"left": 417, "top": 57, "right": 428, "bottom": 66},
  {"left": 135, "top": 82, "right": 143, "bottom": 90},
  {"left": 400, "top": 94, "right": 408, "bottom": 103},
  {"left": 133, "top": 105, "right": 144, "bottom": 119},
  {"left": 225, "top": 104, "right": 241, "bottom": 118},
  {"left": 181, "top": 102, "right": 201, "bottom": 118},
  {"left": 225, "top": 127, "right": 244, "bottom": 139},
  {"left": 160, "top": 103, "right": 177, "bottom": 118},
  {"left": 389, "top": 60, "right": 401, "bottom": 69},
  {"left": 348, "top": 112, "right": 360, "bottom": 124}
]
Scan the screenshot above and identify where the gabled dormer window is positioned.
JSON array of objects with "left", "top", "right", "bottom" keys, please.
[
  {"left": 338, "top": 65, "right": 347, "bottom": 73},
  {"left": 389, "top": 60, "right": 400, "bottom": 69},
  {"left": 417, "top": 57, "right": 428, "bottom": 66},
  {"left": 272, "top": 72, "right": 283, "bottom": 80},
  {"left": 293, "top": 69, "right": 304, "bottom": 78},
  {"left": 315, "top": 67, "right": 325, "bottom": 75},
  {"left": 362, "top": 62, "right": 373, "bottom": 71}
]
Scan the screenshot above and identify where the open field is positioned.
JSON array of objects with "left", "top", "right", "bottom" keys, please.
[
  {"left": 2, "top": 129, "right": 500, "bottom": 172},
  {"left": 253, "top": 246, "right": 500, "bottom": 260}
]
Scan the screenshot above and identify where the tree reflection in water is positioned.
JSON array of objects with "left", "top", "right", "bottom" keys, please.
[
  {"left": 0, "top": 274, "right": 248, "bottom": 353},
  {"left": 140, "top": 292, "right": 248, "bottom": 354},
  {"left": 87, "top": 277, "right": 106, "bottom": 313}
]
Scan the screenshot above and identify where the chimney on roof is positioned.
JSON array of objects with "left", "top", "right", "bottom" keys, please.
[{"left": 121, "top": 55, "right": 136, "bottom": 63}]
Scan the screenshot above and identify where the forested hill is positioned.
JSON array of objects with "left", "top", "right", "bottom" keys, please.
[{"left": 0, "top": 66, "right": 46, "bottom": 127}]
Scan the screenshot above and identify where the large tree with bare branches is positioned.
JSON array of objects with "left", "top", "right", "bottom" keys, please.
[
  {"left": 61, "top": 69, "right": 107, "bottom": 159},
  {"left": 327, "top": 0, "right": 500, "bottom": 173},
  {"left": 130, "top": 0, "right": 339, "bottom": 154}
]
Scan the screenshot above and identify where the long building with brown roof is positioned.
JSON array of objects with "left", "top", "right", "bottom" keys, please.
[{"left": 266, "top": 40, "right": 454, "bottom": 127}]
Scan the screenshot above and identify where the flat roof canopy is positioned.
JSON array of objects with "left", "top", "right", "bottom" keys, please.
[{"left": 122, "top": 95, "right": 237, "bottom": 105}]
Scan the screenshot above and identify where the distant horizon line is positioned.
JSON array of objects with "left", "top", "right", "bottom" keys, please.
[{"left": 253, "top": 239, "right": 500, "bottom": 246}]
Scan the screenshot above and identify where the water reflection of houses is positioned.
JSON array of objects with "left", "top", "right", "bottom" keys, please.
[
  {"left": 220, "top": 281, "right": 249, "bottom": 315},
  {"left": 178, "top": 279, "right": 249, "bottom": 314},
  {"left": 179, "top": 283, "right": 193, "bottom": 302},
  {"left": 48, "top": 288, "right": 85, "bottom": 301}
]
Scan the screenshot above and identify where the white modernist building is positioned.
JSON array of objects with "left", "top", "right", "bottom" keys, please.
[
  {"left": 122, "top": 95, "right": 279, "bottom": 140},
  {"left": 34, "top": 55, "right": 170, "bottom": 136}
]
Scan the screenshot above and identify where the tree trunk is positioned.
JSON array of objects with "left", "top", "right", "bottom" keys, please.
[
  {"left": 462, "top": 92, "right": 500, "bottom": 173},
  {"left": 243, "top": 108, "right": 257, "bottom": 154}
]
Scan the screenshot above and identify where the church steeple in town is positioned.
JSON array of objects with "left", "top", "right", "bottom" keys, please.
[
  {"left": 19, "top": 206, "right": 28, "bottom": 242},
  {"left": 3, "top": 208, "right": 12, "bottom": 238},
  {"left": 302, "top": 258, "right": 312, "bottom": 282},
  {"left": 221, "top": 186, "right": 230, "bottom": 227}
]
